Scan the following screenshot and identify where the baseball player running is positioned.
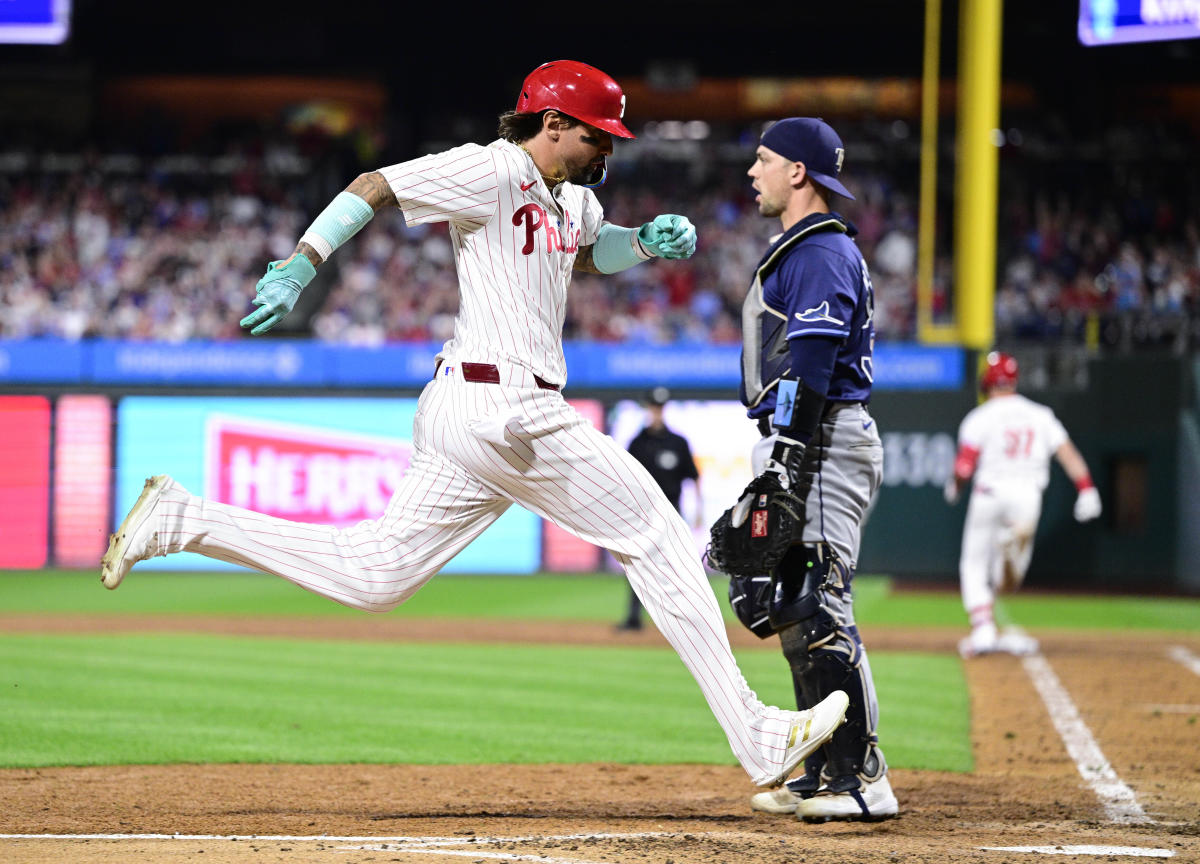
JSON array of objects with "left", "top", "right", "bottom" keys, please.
[
  {"left": 945, "top": 351, "right": 1102, "bottom": 658},
  {"left": 731, "top": 118, "right": 897, "bottom": 822},
  {"left": 100, "top": 60, "right": 849, "bottom": 789}
]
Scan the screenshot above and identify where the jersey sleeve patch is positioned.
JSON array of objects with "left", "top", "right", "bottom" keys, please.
[
  {"left": 779, "top": 243, "right": 859, "bottom": 340},
  {"left": 787, "top": 299, "right": 850, "bottom": 339}
]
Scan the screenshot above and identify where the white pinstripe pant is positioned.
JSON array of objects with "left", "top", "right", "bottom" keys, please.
[
  {"left": 149, "top": 363, "right": 796, "bottom": 784},
  {"left": 960, "top": 482, "right": 1042, "bottom": 618}
]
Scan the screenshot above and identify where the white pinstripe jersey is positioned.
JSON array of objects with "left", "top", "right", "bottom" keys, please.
[
  {"left": 958, "top": 393, "right": 1068, "bottom": 492},
  {"left": 380, "top": 139, "right": 605, "bottom": 387}
]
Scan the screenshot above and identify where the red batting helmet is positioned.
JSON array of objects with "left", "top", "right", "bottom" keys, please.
[
  {"left": 980, "top": 351, "right": 1019, "bottom": 392},
  {"left": 516, "top": 60, "right": 634, "bottom": 139}
]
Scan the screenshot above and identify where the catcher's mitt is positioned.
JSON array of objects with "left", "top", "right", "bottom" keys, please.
[{"left": 704, "top": 472, "right": 805, "bottom": 579}]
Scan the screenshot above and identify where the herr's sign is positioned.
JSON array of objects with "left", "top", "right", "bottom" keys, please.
[{"left": 204, "top": 415, "right": 412, "bottom": 526}]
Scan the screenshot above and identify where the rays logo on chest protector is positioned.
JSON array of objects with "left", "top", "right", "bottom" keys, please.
[{"left": 513, "top": 203, "right": 580, "bottom": 255}]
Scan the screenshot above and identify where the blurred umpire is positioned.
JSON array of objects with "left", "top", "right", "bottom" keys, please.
[
  {"left": 734, "top": 118, "right": 897, "bottom": 821},
  {"left": 617, "top": 386, "right": 701, "bottom": 631}
]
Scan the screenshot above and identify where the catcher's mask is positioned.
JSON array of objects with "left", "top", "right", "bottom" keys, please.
[{"left": 728, "top": 574, "right": 777, "bottom": 639}]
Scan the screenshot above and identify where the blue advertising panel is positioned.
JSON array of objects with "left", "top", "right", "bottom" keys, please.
[
  {"left": 0, "top": 339, "right": 963, "bottom": 392},
  {"left": 567, "top": 343, "right": 963, "bottom": 390},
  {"left": 1079, "top": 0, "right": 1200, "bottom": 45},
  {"left": 873, "top": 344, "right": 964, "bottom": 390},
  {"left": 565, "top": 343, "right": 742, "bottom": 388},
  {"left": 0, "top": 0, "right": 69, "bottom": 44},
  {"left": 115, "top": 396, "right": 540, "bottom": 574},
  {"left": 0, "top": 340, "right": 85, "bottom": 382},
  {"left": 94, "top": 342, "right": 329, "bottom": 386},
  {"left": 327, "top": 343, "right": 441, "bottom": 387}
]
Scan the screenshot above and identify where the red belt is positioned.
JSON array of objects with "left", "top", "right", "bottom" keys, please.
[{"left": 438, "top": 360, "right": 559, "bottom": 391}]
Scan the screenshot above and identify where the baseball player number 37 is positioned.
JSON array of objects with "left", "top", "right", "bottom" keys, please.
[
  {"left": 946, "top": 351, "right": 1102, "bottom": 658},
  {"left": 100, "top": 59, "right": 852, "bottom": 792}
]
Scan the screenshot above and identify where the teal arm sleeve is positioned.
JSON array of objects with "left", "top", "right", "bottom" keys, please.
[
  {"left": 592, "top": 223, "right": 654, "bottom": 274},
  {"left": 298, "top": 191, "right": 375, "bottom": 261}
]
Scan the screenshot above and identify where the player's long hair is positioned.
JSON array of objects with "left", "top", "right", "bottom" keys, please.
[{"left": 498, "top": 110, "right": 582, "bottom": 143}]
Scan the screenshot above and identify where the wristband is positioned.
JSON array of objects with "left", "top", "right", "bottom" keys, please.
[
  {"left": 592, "top": 223, "right": 654, "bottom": 273},
  {"left": 954, "top": 446, "right": 980, "bottom": 481},
  {"left": 298, "top": 191, "right": 375, "bottom": 261},
  {"left": 770, "top": 434, "right": 804, "bottom": 464},
  {"left": 771, "top": 376, "right": 826, "bottom": 445},
  {"left": 1075, "top": 475, "right": 1094, "bottom": 492}
]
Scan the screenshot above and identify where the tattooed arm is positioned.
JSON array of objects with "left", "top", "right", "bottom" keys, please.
[
  {"left": 347, "top": 171, "right": 399, "bottom": 211},
  {"left": 286, "top": 172, "right": 398, "bottom": 268},
  {"left": 243, "top": 172, "right": 398, "bottom": 333},
  {"left": 573, "top": 244, "right": 603, "bottom": 274}
]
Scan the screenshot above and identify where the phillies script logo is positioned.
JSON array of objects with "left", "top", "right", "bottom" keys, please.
[
  {"left": 204, "top": 415, "right": 412, "bottom": 526},
  {"left": 751, "top": 510, "right": 769, "bottom": 538},
  {"left": 513, "top": 203, "right": 580, "bottom": 255}
]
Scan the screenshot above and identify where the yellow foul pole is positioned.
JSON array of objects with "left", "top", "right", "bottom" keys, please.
[
  {"left": 954, "top": 0, "right": 1003, "bottom": 350},
  {"left": 917, "top": 0, "right": 958, "bottom": 343}
]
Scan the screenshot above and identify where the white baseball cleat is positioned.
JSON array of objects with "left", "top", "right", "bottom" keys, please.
[
  {"left": 750, "top": 784, "right": 802, "bottom": 814},
  {"left": 959, "top": 627, "right": 1039, "bottom": 658},
  {"left": 795, "top": 774, "right": 899, "bottom": 822},
  {"left": 996, "top": 630, "right": 1039, "bottom": 656},
  {"left": 100, "top": 474, "right": 171, "bottom": 589},
  {"left": 760, "top": 690, "right": 849, "bottom": 787}
]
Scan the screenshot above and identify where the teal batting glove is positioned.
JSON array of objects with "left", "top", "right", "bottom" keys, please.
[
  {"left": 240, "top": 255, "right": 317, "bottom": 335},
  {"left": 637, "top": 214, "right": 697, "bottom": 260}
]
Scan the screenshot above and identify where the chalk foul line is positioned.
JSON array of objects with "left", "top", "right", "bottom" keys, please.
[
  {"left": 981, "top": 845, "right": 1172, "bottom": 858},
  {"left": 1021, "top": 652, "right": 1150, "bottom": 824},
  {"left": 1167, "top": 645, "right": 1200, "bottom": 677}
]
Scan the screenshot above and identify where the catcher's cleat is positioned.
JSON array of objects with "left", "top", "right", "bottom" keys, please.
[
  {"left": 761, "top": 689, "right": 849, "bottom": 787},
  {"left": 795, "top": 773, "right": 899, "bottom": 822},
  {"left": 100, "top": 474, "right": 171, "bottom": 589}
]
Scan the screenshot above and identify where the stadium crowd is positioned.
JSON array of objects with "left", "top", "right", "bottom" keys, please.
[{"left": 2, "top": 120, "right": 1196, "bottom": 350}]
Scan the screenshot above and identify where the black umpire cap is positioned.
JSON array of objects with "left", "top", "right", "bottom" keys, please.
[{"left": 646, "top": 386, "right": 671, "bottom": 406}]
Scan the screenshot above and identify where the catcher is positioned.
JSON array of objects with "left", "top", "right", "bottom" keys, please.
[{"left": 707, "top": 118, "right": 896, "bottom": 822}]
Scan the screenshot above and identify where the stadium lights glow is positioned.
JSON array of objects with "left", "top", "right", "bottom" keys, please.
[{"left": 643, "top": 121, "right": 711, "bottom": 141}]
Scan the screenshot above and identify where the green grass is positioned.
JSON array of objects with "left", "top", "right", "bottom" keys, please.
[
  {"left": 3, "top": 569, "right": 1198, "bottom": 631},
  {"left": 995, "top": 593, "right": 1200, "bottom": 632},
  {"left": 0, "top": 633, "right": 968, "bottom": 772},
  {"left": 1, "top": 568, "right": 1196, "bottom": 774},
  {"left": 0, "top": 569, "right": 648, "bottom": 620}
]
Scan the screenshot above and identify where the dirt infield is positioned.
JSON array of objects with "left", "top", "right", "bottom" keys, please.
[{"left": 2, "top": 618, "right": 1198, "bottom": 863}]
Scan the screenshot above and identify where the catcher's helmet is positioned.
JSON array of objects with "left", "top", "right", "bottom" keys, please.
[
  {"left": 980, "top": 351, "right": 1019, "bottom": 392},
  {"left": 516, "top": 60, "right": 634, "bottom": 139}
]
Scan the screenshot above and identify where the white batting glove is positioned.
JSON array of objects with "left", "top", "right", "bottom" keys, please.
[{"left": 1074, "top": 487, "right": 1101, "bottom": 522}]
